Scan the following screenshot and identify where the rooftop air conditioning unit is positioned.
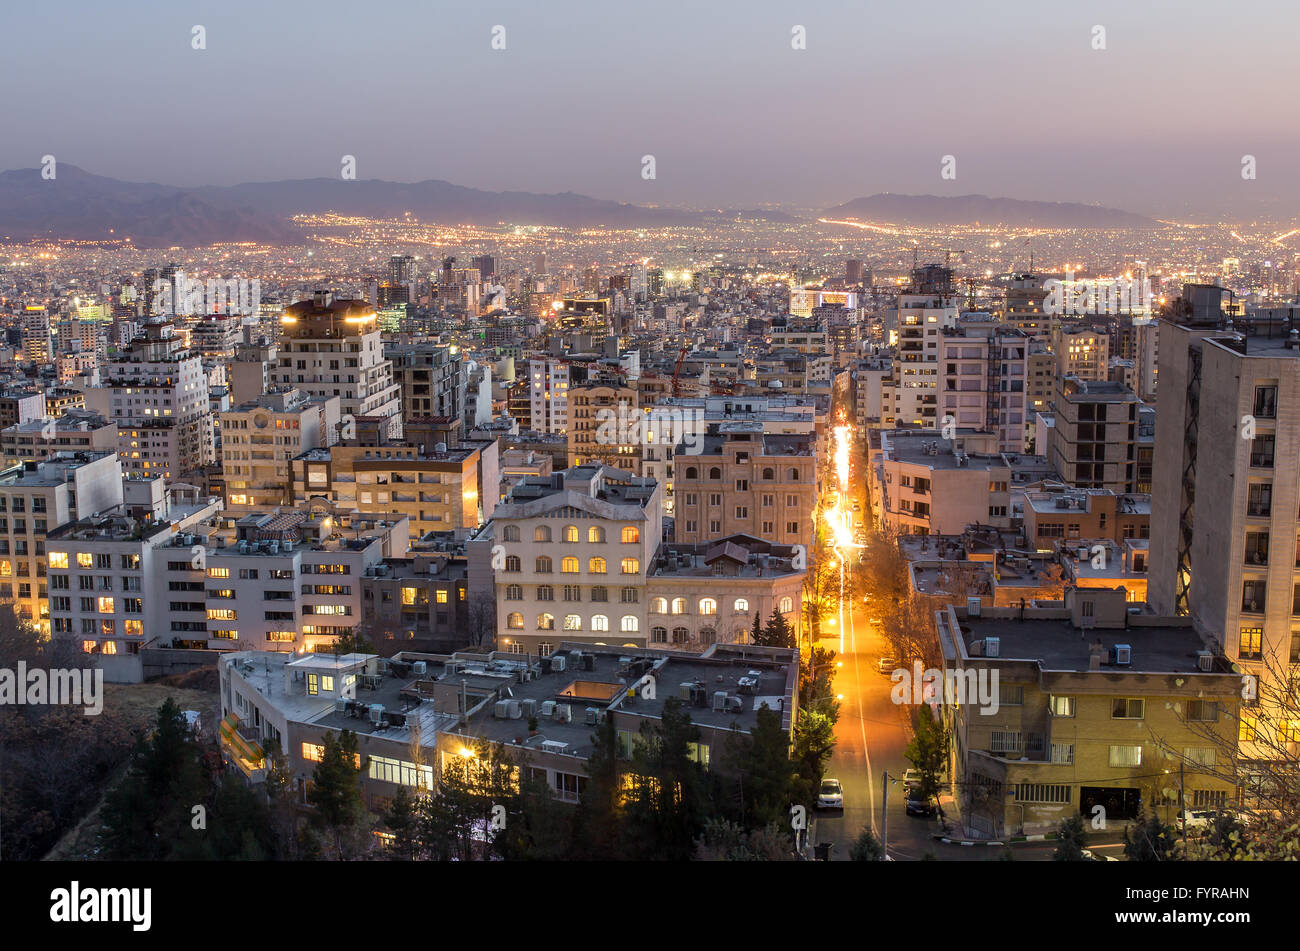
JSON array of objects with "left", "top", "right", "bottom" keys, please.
[
  {"left": 554, "top": 704, "right": 573, "bottom": 723},
  {"left": 679, "top": 682, "right": 693, "bottom": 700},
  {"left": 967, "top": 597, "right": 981, "bottom": 617},
  {"left": 1196, "top": 651, "right": 1213, "bottom": 672},
  {"left": 267, "top": 541, "right": 280, "bottom": 555},
  {"left": 494, "top": 700, "right": 510, "bottom": 719},
  {"left": 283, "top": 540, "right": 293, "bottom": 552},
  {"left": 411, "top": 661, "right": 427, "bottom": 675},
  {"left": 1113, "top": 644, "right": 1132, "bottom": 666},
  {"left": 984, "top": 636, "right": 1000, "bottom": 658},
  {"left": 551, "top": 655, "right": 566, "bottom": 672},
  {"left": 506, "top": 699, "right": 521, "bottom": 719},
  {"left": 540, "top": 700, "right": 556, "bottom": 717},
  {"left": 712, "top": 690, "right": 728, "bottom": 712},
  {"left": 728, "top": 696, "right": 744, "bottom": 714},
  {"left": 521, "top": 698, "right": 537, "bottom": 718},
  {"left": 968, "top": 639, "right": 984, "bottom": 656},
  {"left": 368, "top": 704, "right": 384, "bottom": 724},
  {"left": 584, "top": 707, "right": 600, "bottom": 725},
  {"left": 334, "top": 697, "right": 348, "bottom": 713}
]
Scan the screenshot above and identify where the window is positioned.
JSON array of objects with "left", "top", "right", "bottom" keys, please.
[
  {"left": 588, "top": 557, "right": 606, "bottom": 574},
  {"left": 621, "top": 526, "right": 639, "bottom": 543},
  {"left": 620, "top": 587, "right": 638, "bottom": 603},
  {"left": 1049, "top": 743, "right": 1074, "bottom": 765},
  {"left": 536, "top": 585, "right": 553, "bottom": 601},
  {"left": 537, "top": 613, "right": 555, "bottom": 630},
  {"left": 97, "top": 597, "right": 114, "bottom": 614},
  {"left": 561, "top": 556, "right": 579, "bottom": 574},
  {"left": 651, "top": 597, "right": 667, "bottom": 614},
  {"left": 536, "top": 556, "right": 552, "bottom": 574},
  {"left": 779, "top": 596, "right": 793, "bottom": 613},
  {"left": 733, "top": 598, "right": 749, "bottom": 614},
  {"left": 1112, "top": 698, "right": 1146, "bottom": 719},
  {"left": 504, "top": 556, "right": 521, "bottom": 572},
  {"left": 651, "top": 626, "right": 667, "bottom": 643},
  {"left": 507, "top": 612, "right": 524, "bottom": 629},
  {"left": 533, "top": 525, "right": 551, "bottom": 543},
  {"left": 505, "top": 584, "right": 523, "bottom": 600},
  {"left": 564, "top": 525, "right": 579, "bottom": 543},
  {"left": 1050, "top": 695, "right": 1076, "bottom": 718},
  {"left": 588, "top": 526, "right": 605, "bottom": 543},
  {"left": 1014, "top": 783, "right": 1071, "bottom": 804},
  {"left": 1108, "top": 745, "right": 1143, "bottom": 768},
  {"left": 590, "top": 585, "right": 608, "bottom": 602},
  {"left": 671, "top": 598, "right": 687, "bottom": 615},
  {"left": 563, "top": 614, "right": 582, "bottom": 631},
  {"left": 502, "top": 525, "right": 520, "bottom": 542},
  {"left": 207, "top": 567, "right": 229, "bottom": 579},
  {"left": 1254, "top": 384, "right": 1278, "bottom": 419},
  {"left": 1242, "top": 580, "right": 1266, "bottom": 614},
  {"left": 591, "top": 615, "right": 609, "bottom": 631},
  {"left": 699, "top": 598, "right": 717, "bottom": 615},
  {"left": 620, "top": 616, "right": 639, "bottom": 632},
  {"left": 48, "top": 552, "right": 68, "bottom": 569},
  {"left": 1239, "top": 627, "right": 1263, "bottom": 659},
  {"left": 1250, "top": 434, "right": 1276, "bottom": 468},
  {"left": 620, "top": 557, "right": 640, "bottom": 575},
  {"left": 999, "top": 683, "right": 1024, "bottom": 706}
]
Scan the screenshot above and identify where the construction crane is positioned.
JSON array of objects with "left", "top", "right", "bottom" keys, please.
[
  {"left": 670, "top": 343, "right": 689, "bottom": 397},
  {"left": 899, "top": 246, "right": 970, "bottom": 270}
]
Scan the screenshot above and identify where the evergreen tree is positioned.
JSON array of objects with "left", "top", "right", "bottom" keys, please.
[
  {"left": 308, "top": 729, "right": 370, "bottom": 859},
  {"left": 572, "top": 716, "right": 624, "bottom": 860},
  {"left": 903, "top": 705, "right": 948, "bottom": 800},
  {"left": 758, "top": 609, "right": 795, "bottom": 649},
  {"left": 384, "top": 786, "right": 419, "bottom": 860},
  {"left": 1052, "top": 814, "right": 1088, "bottom": 861},
  {"left": 1123, "top": 811, "right": 1178, "bottom": 861},
  {"left": 849, "top": 826, "right": 884, "bottom": 861}
]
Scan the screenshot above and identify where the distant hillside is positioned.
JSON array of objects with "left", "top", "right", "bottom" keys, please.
[
  {"left": 824, "top": 193, "right": 1158, "bottom": 229},
  {"left": 0, "top": 164, "right": 700, "bottom": 247}
]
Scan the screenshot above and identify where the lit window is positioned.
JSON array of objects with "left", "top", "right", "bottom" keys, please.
[
  {"left": 97, "top": 597, "right": 115, "bottom": 614},
  {"left": 588, "top": 557, "right": 606, "bottom": 574},
  {"left": 620, "top": 557, "right": 639, "bottom": 575},
  {"left": 620, "top": 616, "right": 639, "bottom": 633},
  {"left": 48, "top": 552, "right": 68, "bottom": 569},
  {"left": 621, "top": 526, "right": 639, "bottom": 543},
  {"left": 77, "top": 552, "right": 93, "bottom": 569}
]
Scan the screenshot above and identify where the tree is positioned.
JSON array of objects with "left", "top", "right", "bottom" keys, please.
[
  {"left": 572, "top": 717, "right": 624, "bottom": 860},
  {"left": 755, "top": 609, "right": 795, "bottom": 649},
  {"left": 307, "top": 729, "right": 371, "bottom": 859},
  {"left": 466, "top": 593, "right": 497, "bottom": 649},
  {"left": 791, "top": 709, "right": 836, "bottom": 805},
  {"left": 904, "top": 704, "right": 948, "bottom": 799},
  {"left": 1123, "top": 811, "right": 1178, "bottom": 861},
  {"left": 749, "top": 612, "right": 763, "bottom": 647},
  {"left": 384, "top": 786, "right": 420, "bottom": 860},
  {"left": 331, "top": 628, "right": 374, "bottom": 657},
  {"left": 849, "top": 826, "right": 884, "bottom": 861},
  {"left": 694, "top": 819, "right": 795, "bottom": 860},
  {"left": 799, "top": 646, "right": 841, "bottom": 724},
  {"left": 1052, "top": 815, "right": 1088, "bottom": 861},
  {"left": 725, "top": 704, "right": 795, "bottom": 830},
  {"left": 622, "top": 698, "right": 708, "bottom": 860}
]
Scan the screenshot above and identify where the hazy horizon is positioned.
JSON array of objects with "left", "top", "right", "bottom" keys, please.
[{"left": 3, "top": 0, "right": 1299, "bottom": 219}]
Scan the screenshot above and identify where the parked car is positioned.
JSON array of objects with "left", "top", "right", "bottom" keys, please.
[
  {"left": 1079, "top": 848, "right": 1120, "bottom": 862},
  {"left": 877, "top": 656, "right": 898, "bottom": 675},
  {"left": 905, "top": 788, "right": 934, "bottom": 816},
  {"left": 1176, "top": 809, "right": 1218, "bottom": 834},
  {"left": 817, "top": 778, "right": 844, "bottom": 810},
  {"left": 902, "top": 768, "right": 923, "bottom": 789}
]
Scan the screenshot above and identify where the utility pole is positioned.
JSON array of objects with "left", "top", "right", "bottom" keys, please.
[{"left": 881, "top": 769, "right": 892, "bottom": 857}]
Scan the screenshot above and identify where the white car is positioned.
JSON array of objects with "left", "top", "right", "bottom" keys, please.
[
  {"left": 902, "top": 768, "right": 923, "bottom": 789},
  {"left": 817, "top": 778, "right": 844, "bottom": 809},
  {"left": 1176, "top": 810, "right": 1218, "bottom": 834}
]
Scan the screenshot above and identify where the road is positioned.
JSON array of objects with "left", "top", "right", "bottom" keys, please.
[{"left": 807, "top": 420, "right": 1127, "bottom": 861}]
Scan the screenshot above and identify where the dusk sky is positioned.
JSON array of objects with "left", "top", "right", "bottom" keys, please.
[{"left": 4, "top": 0, "right": 1299, "bottom": 218}]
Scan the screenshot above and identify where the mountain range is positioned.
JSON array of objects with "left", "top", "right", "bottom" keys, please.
[{"left": 0, "top": 165, "right": 1160, "bottom": 247}]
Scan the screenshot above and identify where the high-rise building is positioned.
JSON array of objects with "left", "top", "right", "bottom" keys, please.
[
  {"left": 1047, "top": 377, "right": 1143, "bottom": 493},
  {"left": 274, "top": 292, "right": 402, "bottom": 440},
  {"left": 1149, "top": 287, "right": 1299, "bottom": 754},
  {"left": 84, "top": 319, "right": 216, "bottom": 480},
  {"left": 221, "top": 389, "right": 341, "bottom": 514}
]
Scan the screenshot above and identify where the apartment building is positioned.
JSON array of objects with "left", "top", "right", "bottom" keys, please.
[
  {"left": 1022, "top": 489, "right": 1150, "bottom": 551},
  {"left": 867, "top": 429, "right": 1014, "bottom": 536},
  {"left": 527, "top": 356, "right": 570, "bottom": 435},
  {"left": 387, "top": 342, "right": 466, "bottom": 427},
  {"left": 671, "top": 426, "right": 816, "bottom": 547},
  {"left": 935, "top": 590, "right": 1238, "bottom": 838},
  {"left": 203, "top": 509, "right": 407, "bottom": 654},
  {"left": 46, "top": 484, "right": 223, "bottom": 672},
  {"left": 1149, "top": 297, "right": 1300, "bottom": 754},
  {"left": 938, "top": 321, "right": 1030, "bottom": 453},
  {"left": 853, "top": 356, "right": 896, "bottom": 430},
  {"left": 1052, "top": 325, "right": 1110, "bottom": 381},
  {"left": 220, "top": 389, "right": 341, "bottom": 514},
  {"left": 0, "top": 450, "right": 125, "bottom": 631},
  {"left": 1047, "top": 377, "right": 1142, "bottom": 493},
  {"left": 490, "top": 464, "right": 663, "bottom": 655},
  {"left": 0, "top": 390, "right": 46, "bottom": 429},
  {"left": 83, "top": 318, "right": 216, "bottom": 480},
  {"left": 360, "top": 554, "right": 471, "bottom": 652},
  {"left": 888, "top": 283, "right": 961, "bottom": 428},
  {"left": 646, "top": 537, "right": 805, "bottom": 648},
  {"left": 567, "top": 379, "right": 641, "bottom": 474},
  {"left": 290, "top": 437, "right": 498, "bottom": 540},
  {"left": 275, "top": 292, "right": 402, "bottom": 440},
  {"left": 0, "top": 410, "right": 117, "bottom": 466}
]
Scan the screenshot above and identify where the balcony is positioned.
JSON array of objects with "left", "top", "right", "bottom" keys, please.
[{"left": 218, "top": 713, "right": 267, "bottom": 783}]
